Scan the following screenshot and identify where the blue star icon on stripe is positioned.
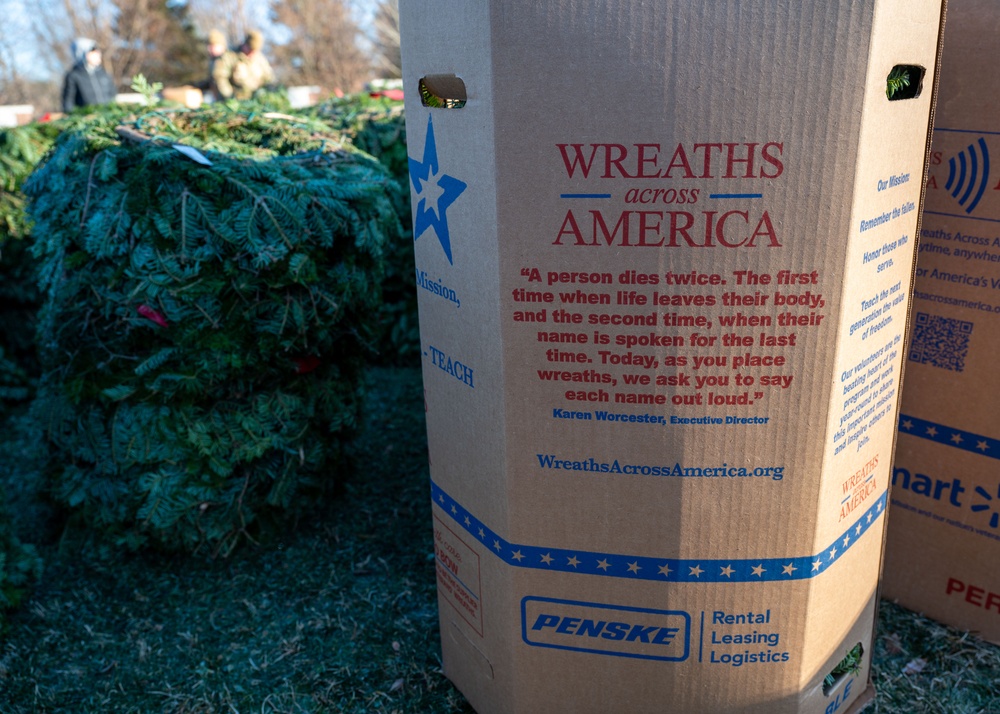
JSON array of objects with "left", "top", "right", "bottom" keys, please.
[{"left": 409, "top": 115, "right": 468, "bottom": 264}]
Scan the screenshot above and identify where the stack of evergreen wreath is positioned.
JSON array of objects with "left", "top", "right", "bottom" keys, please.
[
  {"left": 0, "top": 122, "right": 60, "bottom": 416},
  {"left": 315, "top": 94, "right": 417, "bottom": 364},
  {"left": 0, "top": 503, "right": 41, "bottom": 628},
  {"left": 25, "top": 105, "right": 398, "bottom": 555},
  {"left": 0, "top": 108, "right": 133, "bottom": 416},
  {"left": 0, "top": 123, "right": 61, "bottom": 618}
]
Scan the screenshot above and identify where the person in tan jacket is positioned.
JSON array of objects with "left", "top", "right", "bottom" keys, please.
[
  {"left": 213, "top": 30, "right": 275, "bottom": 101},
  {"left": 201, "top": 29, "right": 231, "bottom": 101}
]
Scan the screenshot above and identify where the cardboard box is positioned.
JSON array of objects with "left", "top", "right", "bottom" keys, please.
[
  {"left": 161, "top": 86, "right": 203, "bottom": 109},
  {"left": 400, "top": 3, "right": 944, "bottom": 712},
  {"left": 0, "top": 105, "right": 34, "bottom": 127},
  {"left": 287, "top": 85, "right": 322, "bottom": 109},
  {"left": 882, "top": 0, "right": 1000, "bottom": 646}
]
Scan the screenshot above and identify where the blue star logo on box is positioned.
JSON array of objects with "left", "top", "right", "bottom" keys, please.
[{"left": 409, "top": 115, "right": 467, "bottom": 264}]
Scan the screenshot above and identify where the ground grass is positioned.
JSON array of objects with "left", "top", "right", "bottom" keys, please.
[
  {"left": 872, "top": 601, "right": 1000, "bottom": 713},
  {"left": 0, "top": 367, "right": 997, "bottom": 713}
]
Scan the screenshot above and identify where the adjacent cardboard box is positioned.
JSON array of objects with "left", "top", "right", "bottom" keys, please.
[
  {"left": 883, "top": 0, "right": 1000, "bottom": 646},
  {"left": 287, "top": 85, "right": 322, "bottom": 109},
  {"left": 0, "top": 105, "right": 34, "bottom": 127},
  {"left": 401, "top": 3, "right": 945, "bottom": 712},
  {"left": 161, "top": 86, "right": 204, "bottom": 109}
]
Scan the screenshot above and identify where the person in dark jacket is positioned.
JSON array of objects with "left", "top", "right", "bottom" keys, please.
[{"left": 61, "top": 38, "right": 116, "bottom": 112}]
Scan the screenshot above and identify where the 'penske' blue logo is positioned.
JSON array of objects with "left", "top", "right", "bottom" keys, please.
[
  {"left": 408, "top": 115, "right": 467, "bottom": 264},
  {"left": 521, "top": 596, "right": 690, "bottom": 662}
]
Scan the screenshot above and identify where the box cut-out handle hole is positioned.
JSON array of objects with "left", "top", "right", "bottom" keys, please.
[
  {"left": 886, "top": 65, "right": 925, "bottom": 101},
  {"left": 419, "top": 75, "right": 467, "bottom": 109},
  {"left": 823, "top": 642, "right": 864, "bottom": 696}
]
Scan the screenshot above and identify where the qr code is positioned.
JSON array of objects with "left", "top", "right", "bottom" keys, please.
[{"left": 908, "top": 312, "right": 973, "bottom": 372}]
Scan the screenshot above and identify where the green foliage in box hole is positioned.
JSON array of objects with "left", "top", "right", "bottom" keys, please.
[
  {"left": 886, "top": 68, "right": 911, "bottom": 100},
  {"left": 824, "top": 642, "right": 864, "bottom": 693},
  {"left": 315, "top": 94, "right": 417, "bottom": 365},
  {"left": 24, "top": 105, "right": 398, "bottom": 555}
]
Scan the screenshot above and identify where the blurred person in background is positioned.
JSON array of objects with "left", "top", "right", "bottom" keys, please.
[
  {"left": 62, "top": 38, "right": 116, "bottom": 112},
  {"left": 202, "top": 29, "right": 232, "bottom": 101},
  {"left": 213, "top": 30, "right": 275, "bottom": 101}
]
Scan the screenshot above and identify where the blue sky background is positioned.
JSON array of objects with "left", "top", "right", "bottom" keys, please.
[{"left": 0, "top": 0, "right": 378, "bottom": 82}]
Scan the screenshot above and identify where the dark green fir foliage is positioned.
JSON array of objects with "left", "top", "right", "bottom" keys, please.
[
  {"left": 315, "top": 94, "right": 417, "bottom": 364},
  {"left": 0, "top": 122, "right": 61, "bottom": 413},
  {"left": 0, "top": 108, "right": 135, "bottom": 416},
  {"left": 24, "top": 105, "right": 397, "bottom": 555},
  {"left": 0, "top": 417, "right": 43, "bottom": 629},
  {"left": 0, "top": 500, "right": 41, "bottom": 629}
]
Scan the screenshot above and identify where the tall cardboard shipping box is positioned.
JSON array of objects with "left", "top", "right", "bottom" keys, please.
[
  {"left": 400, "top": 3, "right": 944, "bottom": 712},
  {"left": 883, "top": 0, "right": 1000, "bottom": 646}
]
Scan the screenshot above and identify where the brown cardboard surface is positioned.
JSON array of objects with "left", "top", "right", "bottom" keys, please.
[
  {"left": 843, "top": 686, "right": 877, "bottom": 714},
  {"left": 401, "top": 1, "right": 945, "bottom": 711},
  {"left": 882, "top": 0, "right": 1000, "bottom": 647},
  {"left": 160, "top": 86, "right": 203, "bottom": 109}
]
